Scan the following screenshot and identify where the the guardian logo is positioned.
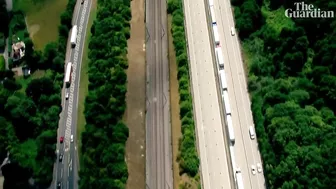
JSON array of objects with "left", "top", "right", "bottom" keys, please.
[{"left": 285, "top": 2, "right": 334, "bottom": 18}]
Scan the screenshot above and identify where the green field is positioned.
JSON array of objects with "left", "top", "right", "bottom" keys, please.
[
  {"left": 13, "top": 0, "right": 68, "bottom": 50},
  {"left": 15, "top": 69, "right": 47, "bottom": 93}
]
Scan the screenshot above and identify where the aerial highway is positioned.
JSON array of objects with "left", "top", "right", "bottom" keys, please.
[
  {"left": 183, "top": 0, "right": 234, "bottom": 188},
  {"left": 211, "top": 0, "right": 266, "bottom": 188},
  {"left": 53, "top": 0, "right": 92, "bottom": 189},
  {"left": 145, "top": 0, "right": 173, "bottom": 188}
]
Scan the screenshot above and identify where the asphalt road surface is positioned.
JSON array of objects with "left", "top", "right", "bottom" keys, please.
[
  {"left": 145, "top": 0, "right": 173, "bottom": 188},
  {"left": 212, "top": 0, "right": 266, "bottom": 188},
  {"left": 53, "top": 0, "right": 92, "bottom": 189},
  {"left": 183, "top": 0, "right": 234, "bottom": 188}
]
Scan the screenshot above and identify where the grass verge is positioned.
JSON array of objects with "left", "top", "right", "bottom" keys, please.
[
  {"left": 13, "top": 0, "right": 68, "bottom": 50},
  {"left": 15, "top": 69, "right": 46, "bottom": 92},
  {"left": 76, "top": 0, "right": 97, "bottom": 168}
]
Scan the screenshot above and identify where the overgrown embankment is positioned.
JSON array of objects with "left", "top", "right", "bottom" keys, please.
[{"left": 167, "top": 0, "right": 201, "bottom": 188}]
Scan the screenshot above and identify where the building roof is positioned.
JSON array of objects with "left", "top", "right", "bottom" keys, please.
[{"left": 12, "top": 41, "right": 25, "bottom": 51}]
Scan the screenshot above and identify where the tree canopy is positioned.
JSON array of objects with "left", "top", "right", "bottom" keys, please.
[
  {"left": 234, "top": 0, "right": 336, "bottom": 188},
  {"left": 78, "top": 0, "right": 131, "bottom": 188}
]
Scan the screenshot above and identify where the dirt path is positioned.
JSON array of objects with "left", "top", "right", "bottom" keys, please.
[{"left": 125, "top": 0, "right": 146, "bottom": 188}]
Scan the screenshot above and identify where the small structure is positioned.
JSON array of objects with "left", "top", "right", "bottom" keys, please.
[
  {"left": 22, "top": 65, "right": 31, "bottom": 77},
  {"left": 12, "top": 41, "right": 25, "bottom": 61}
]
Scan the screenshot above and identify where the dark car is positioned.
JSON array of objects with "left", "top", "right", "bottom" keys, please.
[
  {"left": 57, "top": 182, "right": 62, "bottom": 189},
  {"left": 81, "top": 0, "right": 84, "bottom": 4},
  {"left": 59, "top": 154, "right": 63, "bottom": 162},
  {"left": 60, "top": 136, "right": 64, "bottom": 143}
]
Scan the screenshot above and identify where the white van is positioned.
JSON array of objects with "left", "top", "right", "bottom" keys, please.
[
  {"left": 70, "top": 135, "right": 73, "bottom": 142},
  {"left": 249, "top": 126, "right": 255, "bottom": 140},
  {"left": 231, "top": 27, "right": 235, "bottom": 36}
]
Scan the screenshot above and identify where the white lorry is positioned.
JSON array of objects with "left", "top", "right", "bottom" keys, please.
[
  {"left": 223, "top": 91, "right": 231, "bottom": 115},
  {"left": 210, "top": 6, "right": 216, "bottom": 24},
  {"left": 215, "top": 47, "right": 224, "bottom": 67},
  {"left": 236, "top": 168, "right": 244, "bottom": 189},
  {"left": 226, "top": 115, "right": 235, "bottom": 144},
  {"left": 219, "top": 70, "right": 228, "bottom": 90},
  {"left": 64, "top": 62, "right": 72, "bottom": 88},
  {"left": 212, "top": 23, "right": 220, "bottom": 45},
  {"left": 70, "top": 25, "right": 78, "bottom": 48}
]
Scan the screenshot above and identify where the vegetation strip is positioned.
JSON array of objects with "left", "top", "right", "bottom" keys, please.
[
  {"left": 167, "top": 0, "right": 200, "bottom": 186},
  {"left": 78, "top": 0, "right": 131, "bottom": 188}
]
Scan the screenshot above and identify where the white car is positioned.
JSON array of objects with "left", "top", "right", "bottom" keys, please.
[
  {"left": 257, "top": 163, "right": 262, "bottom": 173},
  {"left": 65, "top": 92, "right": 69, "bottom": 100},
  {"left": 231, "top": 27, "right": 235, "bottom": 36},
  {"left": 70, "top": 135, "right": 73, "bottom": 143},
  {"left": 249, "top": 126, "right": 255, "bottom": 140},
  {"left": 251, "top": 165, "right": 256, "bottom": 175}
]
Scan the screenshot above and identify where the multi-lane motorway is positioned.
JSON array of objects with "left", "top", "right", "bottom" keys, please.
[
  {"left": 51, "top": 0, "right": 266, "bottom": 189},
  {"left": 211, "top": 0, "right": 266, "bottom": 188},
  {"left": 54, "top": 0, "right": 92, "bottom": 189},
  {"left": 183, "top": 0, "right": 235, "bottom": 188},
  {"left": 145, "top": 0, "right": 173, "bottom": 188}
]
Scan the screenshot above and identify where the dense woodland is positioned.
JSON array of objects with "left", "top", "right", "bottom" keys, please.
[
  {"left": 78, "top": 0, "right": 130, "bottom": 188},
  {"left": 168, "top": 0, "right": 201, "bottom": 186},
  {"left": 0, "top": 0, "right": 76, "bottom": 188},
  {"left": 233, "top": 0, "right": 336, "bottom": 188}
]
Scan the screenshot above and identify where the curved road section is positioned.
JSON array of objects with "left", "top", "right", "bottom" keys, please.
[
  {"left": 145, "top": 0, "right": 173, "bottom": 188},
  {"left": 183, "top": 0, "right": 234, "bottom": 188},
  {"left": 53, "top": 0, "right": 92, "bottom": 189}
]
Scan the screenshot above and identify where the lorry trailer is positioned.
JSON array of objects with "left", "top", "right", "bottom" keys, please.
[
  {"left": 226, "top": 114, "right": 235, "bottom": 144},
  {"left": 70, "top": 25, "right": 78, "bottom": 48},
  {"left": 64, "top": 62, "right": 72, "bottom": 88},
  {"left": 223, "top": 91, "right": 231, "bottom": 115}
]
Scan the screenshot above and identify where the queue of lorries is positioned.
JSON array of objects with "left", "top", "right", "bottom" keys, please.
[
  {"left": 63, "top": 25, "right": 77, "bottom": 101},
  {"left": 207, "top": 0, "right": 261, "bottom": 188}
]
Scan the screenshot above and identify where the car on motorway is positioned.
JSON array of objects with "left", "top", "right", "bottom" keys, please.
[
  {"left": 70, "top": 135, "right": 73, "bottom": 142},
  {"left": 231, "top": 27, "right": 235, "bottom": 36},
  {"left": 81, "top": 0, "right": 84, "bottom": 4},
  {"left": 251, "top": 165, "right": 256, "bottom": 175},
  {"left": 249, "top": 126, "right": 255, "bottom": 140},
  {"left": 60, "top": 136, "right": 64, "bottom": 143},
  {"left": 257, "top": 163, "right": 262, "bottom": 173},
  {"left": 65, "top": 92, "right": 69, "bottom": 100},
  {"left": 59, "top": 154, "right": 63, "bottom": 162},
  {"left": 57, "top": 182, "right": 62, "bottom": 189}
]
